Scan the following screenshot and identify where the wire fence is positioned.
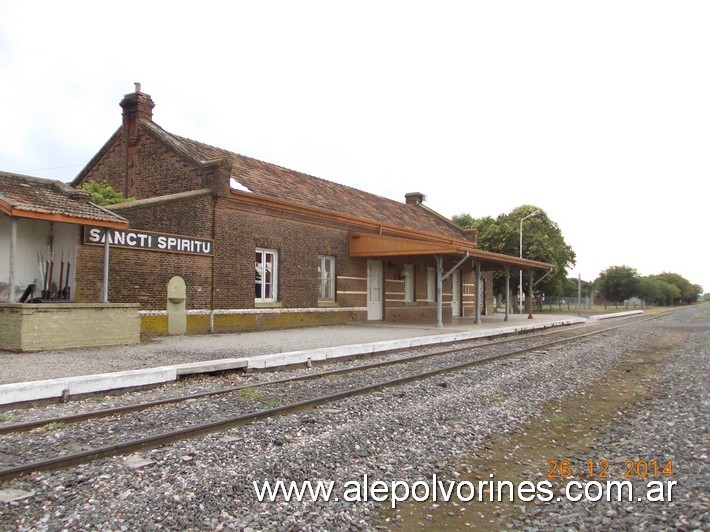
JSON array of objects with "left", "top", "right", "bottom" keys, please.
[
  {"left": 496, "top": 295, "right": 651, "bottom": 314},
  {"left": 539, "top": 296, "right": 647, "bottom": 312}
]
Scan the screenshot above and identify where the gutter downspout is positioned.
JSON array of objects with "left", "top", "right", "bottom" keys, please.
[{"left": 436, "top": 252, "right": 470, "bottom": 328}]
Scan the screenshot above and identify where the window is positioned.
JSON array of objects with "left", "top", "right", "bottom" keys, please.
[
  {"left": 255, "top": 249, "right": 278, "bottom": 302},
  {"left": 403, "top": 264, "right": 414, "bottom": 302},
  {"left": 318, "top": 255, "right": 335, "bottom": 301},
  {"left": 427, "top": 266, "right": 436, "bottom": 302}
]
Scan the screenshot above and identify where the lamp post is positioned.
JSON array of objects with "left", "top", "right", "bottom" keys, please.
[{"left": 519, "top": 209, "right": 540, "bottom": 313}]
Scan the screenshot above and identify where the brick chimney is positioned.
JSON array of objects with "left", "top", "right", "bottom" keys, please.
[
  {"left": 119, "top": 83, "right": 154, "bottom": 197},
  {"left": 120, "top": 82, "right": 155, "bottom": 136},
  {"left": 405, "top": 192, "right": 427, "bottom": 205}
]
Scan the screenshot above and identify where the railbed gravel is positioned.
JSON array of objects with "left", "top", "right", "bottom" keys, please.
[
  {"left": 0, "top": 324, "right": 624, "bottom": 468},
  {"left": 0, "top": 320, "right": 600, "bottom": 428},
  {"left": 0, "top": 307, "right": 706, "bottom": 530}
]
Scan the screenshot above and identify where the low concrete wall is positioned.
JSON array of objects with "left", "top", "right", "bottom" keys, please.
[
  {"left": 140, "top": 307, "right": 367, "bottom": 336},
  {"left": 0, "top": 303, "right": 141, "bottom": 352}
]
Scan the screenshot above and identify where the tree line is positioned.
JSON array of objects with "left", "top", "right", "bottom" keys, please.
[
  {"left": 590, "top": 266, "right": 701, "bottom": 305},
  {"left": 452, "top": 206, "right": 703, "bottom": 306}
]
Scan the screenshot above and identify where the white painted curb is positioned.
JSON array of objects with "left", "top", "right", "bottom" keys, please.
[
  {"left": 0, "top": 317, "right": 586, "bottom": 406},
  {"left": 589, "top": 310, "right": 644, "bottom": 320},
  {"left": 246, "top": 318, "right": 586, "bottom": 370},
  {"left": 0, "top": 367, "right": 177, "bottom": 406}
]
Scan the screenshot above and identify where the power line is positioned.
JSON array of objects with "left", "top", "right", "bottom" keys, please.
[{"left": 19, "top": 164, "right": 84, "bottom": 172}]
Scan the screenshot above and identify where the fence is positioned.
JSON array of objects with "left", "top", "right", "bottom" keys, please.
[{"left": 541, "top": 296, "right": 646, "bottom": 312}]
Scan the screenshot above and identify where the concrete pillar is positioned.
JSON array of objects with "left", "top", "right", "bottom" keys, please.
[
  {"left": 435, "top": 255, "right": 444, "bottom": 328},
  {"left": 504, "top": 266, "right": 510, "bottom": 322},
  {"left": 474, "top": 261, "right": 482, "bottom": 325},
  {"left": 528, "top": 270, "right": 534, "bottom": 319},
  {"left": 167, "top": 276, "right": 187, "bottom": 335}
]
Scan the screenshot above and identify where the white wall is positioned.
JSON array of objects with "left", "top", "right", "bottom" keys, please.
[
  {"left": 0, "top": 215, "right": 11, "bottom": 298},
  {"left": 0, "top": 215, "right": 78, "bottom": 302}
]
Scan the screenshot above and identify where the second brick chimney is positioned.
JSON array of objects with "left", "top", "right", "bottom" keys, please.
[{"left": 405, "top": 192, "right": 427, "bottom": 205}]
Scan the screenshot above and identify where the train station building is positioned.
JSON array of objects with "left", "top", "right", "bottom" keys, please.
[{"left": 2, "top": 86, "right": 552, "bottom": 344}]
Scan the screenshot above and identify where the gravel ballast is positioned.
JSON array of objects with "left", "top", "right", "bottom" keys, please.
[{"left": 0, "top": 307, "right": 706, "bottom": 530}]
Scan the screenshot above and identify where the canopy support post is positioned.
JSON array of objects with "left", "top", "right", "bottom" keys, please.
[
  {"left": 504, "top": 265, "right": 510, "bottom": 322},
  {"left": 528, "top": 269, "right": 534, "bottom": 319},
  {"left": 435, "top": 255, "right": 444, "bottom": 328},
  {"left": 474, "top": 260, "right": 482, "bottom": 325}
]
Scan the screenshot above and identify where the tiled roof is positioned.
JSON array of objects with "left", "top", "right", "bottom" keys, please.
[
  {"left": 0, "top": 171, "right": 127, "bottom": 225},
  {"left": 142, "top": 120, "right": 467, "bottom": 239}
]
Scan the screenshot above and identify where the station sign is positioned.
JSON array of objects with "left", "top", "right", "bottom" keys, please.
[{"left": 83, "top": 226, "right": 214, "bottom": 256}]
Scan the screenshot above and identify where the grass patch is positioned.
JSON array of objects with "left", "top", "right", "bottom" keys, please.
[
  {"left": 262, "top": 399, "right": 280, "bottom": 409},
  {"left": 237, "top": 387, "right": 263, "bottom": 402},
  {"left": 552, "top": 415, "right": 569, "bottom": 425}
]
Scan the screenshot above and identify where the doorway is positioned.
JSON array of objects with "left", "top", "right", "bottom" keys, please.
[
  {"left": 451, "top": 270, "right": 461, "bottom": 317},
  {"left": 367, "top": 260, "right": 383, "bottom": 320}
]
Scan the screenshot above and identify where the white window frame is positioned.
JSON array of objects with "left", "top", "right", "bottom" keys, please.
[
  {"left": 255, "top": 248, "right": 278, "bottom": 302},
  {"left": 318, "top": 255, "right": 335, "bottom": 302}
]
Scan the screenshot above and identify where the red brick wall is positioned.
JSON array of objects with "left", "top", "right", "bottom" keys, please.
[
  {"left": 77, "top": 135, "right": 126, "bottom": 196},
  {"left": 212, "top": 198, "right": 356, "bottom": 310},
  {"left": 71, "top": 111, "right": 498, "bottom": 326},
  {"left": 75, "top": 190, "right": 497, "bottom": 320},
  {"left": 76, "top": 127, "right": 206, "bottom": 200},
  {"left": 75, "top": 193, "right": 215, "bottom": 310}
]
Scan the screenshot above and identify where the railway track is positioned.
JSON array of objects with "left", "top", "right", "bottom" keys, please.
[{"left": 0, "top": 312, "right": 665, "bottom": 482}]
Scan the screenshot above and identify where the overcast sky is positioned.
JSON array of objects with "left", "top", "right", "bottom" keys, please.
[{"left": 1, "top": 1, "right": 708, "bottom": 292}]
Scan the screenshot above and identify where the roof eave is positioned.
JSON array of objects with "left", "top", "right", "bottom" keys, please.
[
  {"left": 348, "top": 231, "right": 553, "bottom": 271},
  {"left": 230, "top": 189, "right": 479, "bottom": 248},
  {"left": 0, "top": 203, "right": 128, "bottom": 228}
]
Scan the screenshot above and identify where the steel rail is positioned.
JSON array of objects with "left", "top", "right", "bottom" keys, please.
[
  {"left": 0, "top": 318, "right": 616, "bottom": 435},
  {"left": 0, "top": 312, "right": 667, "bottom": 482}
]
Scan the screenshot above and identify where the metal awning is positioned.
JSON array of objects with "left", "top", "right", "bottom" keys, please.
[
  {"left": 348, "top": 232, "right": 553, "bottom": 271},
  {"left": 349, "top": 231, "right": 553, "bottom": 328}
]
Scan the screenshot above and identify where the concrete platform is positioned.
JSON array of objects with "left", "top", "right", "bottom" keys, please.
[{"left": 0, "top": 312, "right": 607, "bottom": 407}]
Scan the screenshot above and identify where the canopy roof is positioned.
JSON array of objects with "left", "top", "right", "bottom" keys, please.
[
  {"left": 0, "top": 171, "right": 127, "bottom": 228},
  {"left": 349, "top": 232, "right": 553, "bottom": 271}
]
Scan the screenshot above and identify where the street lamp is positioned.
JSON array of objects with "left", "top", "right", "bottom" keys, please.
[{"left": 519, "top": 209, "right": 540, "bottom": 313}]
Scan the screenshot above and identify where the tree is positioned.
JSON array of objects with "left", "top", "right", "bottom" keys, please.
[
  {"left": 637, "top": 276, "right": 680, "bottom": 305},
  {"left": 595, "top": 265, "right": 639, "bottom": 303},
  {"left": 77, "top": 179, "right": 135, "bottom": 206},
  {"left": 452, "top": 205, "right": 576, "bottom": 300},
  {"left": 649, "top": 272, "right": 697, "bottom": 304},
  {"left": 692, "top": 284, "right": 704, "bottom": 302},
  {"left": 561, "top": 277, "right": 593, "bottom": 297}
]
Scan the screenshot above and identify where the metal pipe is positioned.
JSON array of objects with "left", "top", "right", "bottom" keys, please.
[
  {"left": 102, "top": 233, "right": 110, "bottom": 303},
  {"left": 519, "top": 209, "right": 540, "bottom": 312}
]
